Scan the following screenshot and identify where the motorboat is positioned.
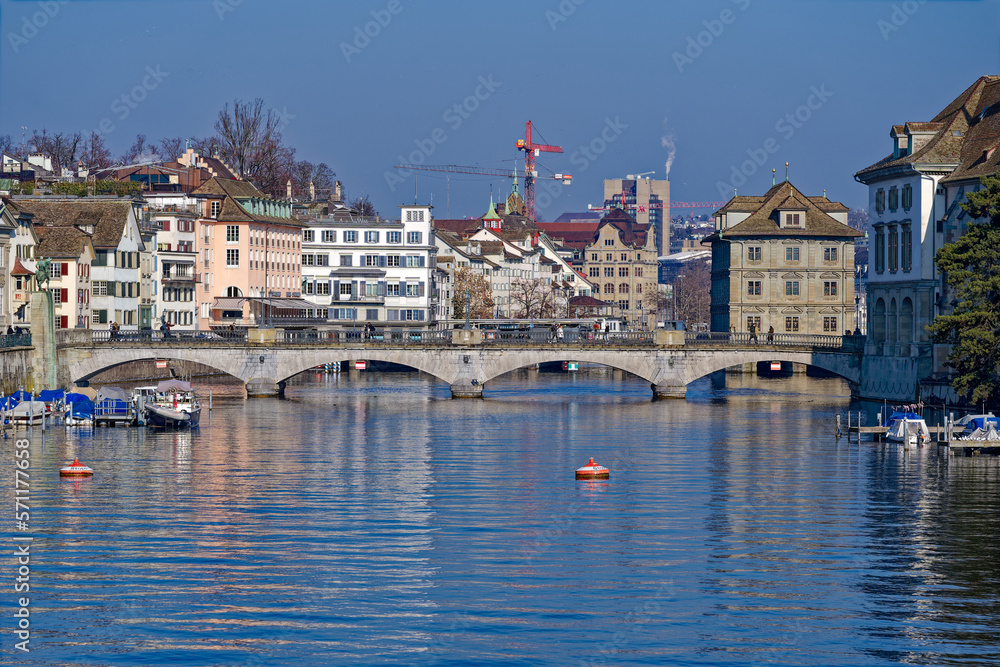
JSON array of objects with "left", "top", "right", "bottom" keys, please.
[
  {"left": 10, "top": 400, "right": 45, "bottom": 425},
  {"left": 954, "top": 413, "right": 999, "bottom": 436},
  {"left": 884, "top": 411, "right": 930, "bottom": 446},
  {"left": 139, "top": 380, "right": 201, "bottom": 429}
]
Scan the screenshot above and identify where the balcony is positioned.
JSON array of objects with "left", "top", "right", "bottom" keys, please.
[{"left": 162, "top": 272, "right": 198, "bottom": 283}]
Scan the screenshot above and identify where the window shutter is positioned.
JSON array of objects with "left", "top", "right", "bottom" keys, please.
[
  {"left": 61, "top": 288, "right": 68, "bottom": 302},
  {"left": 61, "top": 263, "right": 68, "bottom": 275},
  {"left": 98, "top": 309, "right": 108, "bottom": 324},
  {"left": 400, "top": 280, "right": 407, "bottom": 295},
  {"left": 360, "top": 280, "right": 366, "bottom": 297},
  {"left": 388, "top": 309, "right": 399, "bottom": 321},
  {"left": 333, "top": 280, "right": 340, "bottom": 298},
  {"left": 108, "top": 282, "right": 116, "bottom": 297},
  {"left": 379, "top": 256, "right": 387, "bottom": 267},
  {"left": 351, "top": 281, "right": 358, "bottom": 299},
  {"left": 418, "top": 282, "right": 425, "bottom": 297},
  {"left": 417, "top": 310, "right": 425, "bottom": 321},
  {"left": 378, "top": 281, "right": 386, "bottom": 296},
  {"left": 60, "top": 316, "right": 68, "bottom": 329}
]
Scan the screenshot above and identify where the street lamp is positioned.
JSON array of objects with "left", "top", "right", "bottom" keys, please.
[{"left": 463, "top": 290, "right": 471, "bottom": 330}]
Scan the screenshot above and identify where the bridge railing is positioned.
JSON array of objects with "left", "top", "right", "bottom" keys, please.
[
  {"left": 0, "top": 333, "right": 31, "bottom": 348},
  {"left": 279, "top": 328, "right": 452, "bottom": 345},
  {"left": 481, "top": 329, "right": 656, "bottom": 346},
  {"left": 685, "top": 331, "right": 865, "bottom": 350}
]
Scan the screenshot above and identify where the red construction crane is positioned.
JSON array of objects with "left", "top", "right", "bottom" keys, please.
[{"left": 517, "top": 120, "right": 570, "bottom": 222}]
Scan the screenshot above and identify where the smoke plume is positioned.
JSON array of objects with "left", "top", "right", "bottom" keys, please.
[{"left": 661, "top": 117, "right": 676, "bottom": 179}]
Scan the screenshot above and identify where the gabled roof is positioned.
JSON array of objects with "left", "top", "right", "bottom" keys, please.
[
  {"left": 595, "top": 208, "right": 650, "bottom": 248},
  {"left": 857, "top": 76, "right": 1000, "bottom": 181},
  {"left": 15, "top": 199, "right": 136, "bottom": 249},
  {"left": 35, "top": 226, "right": 94, "bottom": 259},
  {"left": 193, "top": 177, "right": 302, "bottom": 226},
  {"left": 710, "top": 181, "right": 863, "bottom": 239},
  {"left": 942, "top": 77, "right": 1000, "bottom": 184}
]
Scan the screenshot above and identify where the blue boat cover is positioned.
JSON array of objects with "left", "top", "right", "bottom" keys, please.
[
  {"left": 38, "top": 389, "right": 64, "bottom": 402},
  {"left": 65, "top": 393, "right": 91, "bottom": 404}
]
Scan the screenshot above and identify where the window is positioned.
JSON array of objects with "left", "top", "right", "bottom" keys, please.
[
  {"left": 365, "top": 283, "right": 379, "bottom": 297},
  {"left": 405, "top": 210, "right": 425, "bottom": 222},
  {"left": 823, "top": 317, "right": 838, "bottom": 332},
  {"left": 344, "top": 231, "right": 357, "bottom": 243},
  {"left": 605, "top": 253, "right": 613, "bottom": 261},
  {"left": 322, "top": 230, "right": 336, "bottom": 243},
  {"left": 888, "top": 186, "right": 898, "bottom": 212},
  {"left": 400, "top": 309, "right": 424, "bottom": 321},
  {"left": 823, "top": 281, "right": 838, "bottom": 296},
  {"left": 226, "top": 225, "right": 239, "bottom": 243},
  {"left": 748, "top": 246, "right": 761, "bottom": 261},
  {"left": 621, "top": 253, "right": 628, "bottom": 261},
  {"left": 824, "top": 247, "right": 838, "bottom": 262},
  {"left": 902, "top": 225, "right": 912, "bottom": 271},
  {"left": 604, "top": 267, "right": 614, "bottom": 277},
  {"left": 618, "top": 300, "right": 629, "bottom": 311},
  {"left": 785, "top": 316, "right": 799, "bottom": 332},
  {"left": 340, "top": 255, "right": 353, "bottom": 267},
  {"left": 303, "top": 230, "right": 314, "bottom": 243},
  {"left": 210, "top": 200, "right": 221, "bottom": 218},
  {"left": 589, "top": 267, "right": 599, "bottom": 277},
  {"left": 747, "top": 281, "right": 761, "bottom": 296},
  {"left": 406, "top": 283, "right": 421, "bottom": 297},
  {"left": 785, "top": 281, "right": 799, "bottom": 296},
  {"left": 365, "top": 231, "right": 379, "bottom": 243},
  {"left": 365, "top": 255, "right": 380, "bottom": 266},
  {"left": 316, "top": 254, "right": 329, "bottom": 267},
  {"left": 888, "top": 226, "right": 898, "bottom": 271},
  {"left": 875, "top": 227, "right": 885, "bottom": 272},
  {"left": 591, "top": 253, "right": 598, "bottom": 261},
  {"left": 93, "top": 281, "right": 108, "bottom": 296},
  {"left": 635, "top": 267, "right": 643, "bottom": 277},
  {"left": 785, "top": 247, "right": 800, "bottom": 261},
  {"left": 316, "top": 282, "right": 330, "bottom": 296},
  {"left": 302, "top": 254, "right": 315, "bottom": 266},
  {"left": 407, "top": 231, "right": 423, "bottom": 244},
  {"left": 387, "top": 255, "right": 400, "bottom": 267},
  {"left": 618, "top": 283, "right": 629, "bottom": 293},
  {"left": 405, "top": 255, "right": 425, "bottom": 267},
  {"left": 604, "top": 238, "right": 614, "bottom": 246},
  {"left": 387, "top": 231, "right": 401, "bottom": 244},
  {"left": 902, "top": 184, "right": 913, "bottom": 210},
  {"left": 618, "top": 267, "right": 629, "bottom": 277},
  {"left": 785, "top": 213, "right": 801, "bottom": 227},
  {"left": 604, "top": 283, "right": 614, "bottom": 294},
  {"left": 386, "top": 283, "right": 400, "bottom": 296},
  {"left": 340, "top": 282, "right": 353, "bottom": 296},
  {"left": 746, "top": 316, "right": 761, "bottom": 332},
  {"left": 875, "top": 189, "right": 885, "bottom": 214}
]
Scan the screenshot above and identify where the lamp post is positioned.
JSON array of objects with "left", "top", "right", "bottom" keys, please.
[{"left": 463, "top": 290, "right": 471, "bottom": 330}]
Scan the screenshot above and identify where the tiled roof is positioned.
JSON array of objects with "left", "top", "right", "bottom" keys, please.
[
  {"left": 808, "top": 197, "right": 850, "bottom": 212},
  {"left": 942, "top": 77, "right": 1000, "bottom": 184},
  {"left": 711, "top": 181, "right": 863, "bottom": 239},
  {"left": 857, "top": 76, "right": 1000, "bottom": 180},
  {"left": 35, "top": 226, "right": 92, "bottom": 258},
  {"left": 596, "top": 208, "right": 650, "bottom": 248},
  {"left": 569, "top": 295, "right": 613, "bottom": 307},
  {"left": 15, "top": 199, "right": 134, "bottom": 249},
  {"left": 11, "top": 257, "right": 33, "bottom": 276},
  {"left": 433, "top": 219, "right": 481, "bottom": 235},
  {"left": 194, "top": 177, "right": 302, "bottom": 226}
]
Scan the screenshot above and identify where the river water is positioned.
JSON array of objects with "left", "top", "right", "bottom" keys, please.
[{"left": 4, "top": 367, "right": 1000, "bottom": 666}]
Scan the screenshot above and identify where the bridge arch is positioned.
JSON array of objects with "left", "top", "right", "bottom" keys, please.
[
  {"left": 673, "top": 349, "right": 860, "bottom": 389},
  {"left": 477, "top": 349, "right": 657, "bottom": 386},
  {"left": 275, "top": 349, "right": 458, "bottom": 387}
]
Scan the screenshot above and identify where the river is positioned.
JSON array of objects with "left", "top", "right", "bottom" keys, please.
[{"left": 4, "top": 367, "right": 1000, "bottom": 666}]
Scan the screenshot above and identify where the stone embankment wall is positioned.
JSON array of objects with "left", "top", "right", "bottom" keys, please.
[{"left": 0, "top": 347, "right": 33, "bottom": 394}]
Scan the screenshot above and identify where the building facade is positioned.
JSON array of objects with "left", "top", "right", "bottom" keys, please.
[
  {"left": 854, "top": 75, "right": 1000, "bottom": 402},
  {"left": 707, "top": 181, "right": 862, "bottom": 336},
  {"left": 300, "top": 204, "right": 436, "bottom": 327},
  {"left": 604, "top": 175, "right": 671, "bottom": 257},
  {"left": 580, "top": 208, "right": 659, "bottom": 329}
]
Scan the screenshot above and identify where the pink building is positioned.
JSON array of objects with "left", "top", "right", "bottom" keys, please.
[{"left": 192, "top": 178, "right": 305, "bottom": 331}]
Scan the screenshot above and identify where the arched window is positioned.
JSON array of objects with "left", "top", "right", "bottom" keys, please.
[
  {"left": 604, "top": 283, "right": 614, "bottom": 294},
  {"left": 619, "top": 283, "right": 629, "bottom": 294},
  {"left": 872, "top": 298, "right": 886, "bottom": 344},
  {"left": 888, "top": 298, "right": 898, "bottom": 344},
  {"left": 225, "top": 286, "right": 243, "bottom": 298},
  {"left": 900, "top": 297, "right": 913, "bottom": 345}
]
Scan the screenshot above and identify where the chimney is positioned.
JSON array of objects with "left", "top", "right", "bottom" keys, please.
[
  {"left": 334, "top": 180, "right": 342, "bottom": 203},
  {"left": 286, "top": 179, "right": 292, "bottom": 199}
]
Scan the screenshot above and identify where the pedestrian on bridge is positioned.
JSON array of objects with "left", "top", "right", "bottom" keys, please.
[
  {"left": 749, "top": 323, "right": 758, "bottom": 344},
  {"left": 767, "top": 326, "right": 774, "bottom": 344}
]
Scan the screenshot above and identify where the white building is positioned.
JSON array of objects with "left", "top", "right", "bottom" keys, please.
[
  {"left": 854, "top": 75, "right": 1000, "bottom": 403},
  {"left": 145, "top": 193, "right": 200, "bottom": 330},
  {"left": 300, "top": 204, "right": 437, "bottom": 327}
]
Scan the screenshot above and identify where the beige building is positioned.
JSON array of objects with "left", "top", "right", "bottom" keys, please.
[
  {"left": 581, "top": 208, "right": 659, "bottom": 329},
  {"left": 34, "top": 226, "right": 95, "bottom": 329},
  {"left": 604, "top": 175, "right": 670, "bottom": 256},
  {"left": 707, "top": 181, "right": 862, "bottom": 336}
]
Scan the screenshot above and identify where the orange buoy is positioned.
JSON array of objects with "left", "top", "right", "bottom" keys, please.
[
  {"left": 575, "top": 457, "right": 609, "bottom": 480},
  {"left": 59, "top": 458, "right": 93, "bottom": 477}
]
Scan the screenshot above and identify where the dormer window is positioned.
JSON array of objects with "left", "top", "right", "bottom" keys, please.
[
  {"left": 782, "top": 211, "right": 803, "bottom": 228},
  {"left": 210, "top": 200, "right": 221, "bottom": 218},
  {"left": 893, "top": 134, "right": 909, "bottom": 159}
]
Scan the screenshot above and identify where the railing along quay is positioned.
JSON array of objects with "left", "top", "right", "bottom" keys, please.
[
  {"left": 0, "top": 333, "right": 32, "bottom": 348},
  {"left": 57, "top": 329, "right": 865, "bottom": 351}
]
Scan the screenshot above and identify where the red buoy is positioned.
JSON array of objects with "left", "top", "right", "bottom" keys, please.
[
  {"left": 59, "top": 458, "right": 93, "bottom": 477},
  {"left": 575, "top": 457, "right": 609, "bottom": 480}
]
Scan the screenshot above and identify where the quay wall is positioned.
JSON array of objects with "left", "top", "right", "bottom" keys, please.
[{"left": 0, "top": 347, "right": 33, "bottom": 394}]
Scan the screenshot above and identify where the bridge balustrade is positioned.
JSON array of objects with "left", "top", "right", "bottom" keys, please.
[
  {"left": 685, "top": 331, "right": 865, "bottom": 350},
  {"left": 0, "top": 334, "right": 31, "bottom": 348}
]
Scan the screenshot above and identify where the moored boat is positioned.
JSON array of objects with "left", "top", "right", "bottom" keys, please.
[
  {"left": 140, "top": 380, "right": 201, "bottom": 429},
  {"left": 884, "top": 411, "right": 930, "bottom": 447}
]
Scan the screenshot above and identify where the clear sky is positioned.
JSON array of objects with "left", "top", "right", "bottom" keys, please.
[{"left": 1, "top": 0, "right": 998, "bottom": 220}]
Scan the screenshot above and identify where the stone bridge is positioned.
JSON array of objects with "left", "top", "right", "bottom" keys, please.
[{"left": 52, "top": 329, "right": 863, "bottom": 399}]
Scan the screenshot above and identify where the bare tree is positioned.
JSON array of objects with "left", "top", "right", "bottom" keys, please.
[
  {"left": 119, "top": 134, "right": 158, "bottom": 165},
  {"left": 79, "top": 132, "right": 113, "bottom": 170},
  {"left": 510, "top": 278, "right": 557, "bottom": 319},
  {"left": 453, "top": 268, "right": 495, "bottom": 319},
  {"left": 190, "top": 135, "right": 224, "bottom": 158},
  {"left": 158, "top": 136, "right": 187, "bottom": 161},
  {"left": 672, "top": 260, "right": 711, "bottom": 327},
  {"left": 0, "top": 135, "right": 15, "bottom": 157},
  {"left": 29, "top": 129, "right": 81, "bottom": 173},
  {"left": 349, "top": 194, "right": 378, "bottom": 217},
  {"left": 214, "top": 98, "right": 282, "bottom": 181},
  {"left": 291, "top": 160, "right": 336, "bottom": 198}
]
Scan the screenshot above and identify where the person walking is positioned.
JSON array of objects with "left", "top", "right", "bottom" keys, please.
[
  {"left": 767, "top": 325, "right": 774, "bottom": 344},
  {"left": 748, "top": 322, "right": 758, "bottom": 344},
  {"left": 556, "top": 324, "right": 564, "bottom": 343},
  {"left": 110, "top": 321, "right": 120, "bottom": 340}
]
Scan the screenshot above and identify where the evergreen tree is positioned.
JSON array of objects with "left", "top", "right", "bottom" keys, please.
[{"left": 931, "top": 172, "right": 1000, "bottom": 406}]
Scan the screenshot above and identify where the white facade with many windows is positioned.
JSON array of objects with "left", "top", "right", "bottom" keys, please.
[{"left": 301, "top": 204, "right": 436, "bottom": 327}]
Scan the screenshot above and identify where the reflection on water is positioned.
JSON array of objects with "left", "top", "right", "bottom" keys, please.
[{"left": 5, "top": 368, "right": 1000, "bottom": 665}]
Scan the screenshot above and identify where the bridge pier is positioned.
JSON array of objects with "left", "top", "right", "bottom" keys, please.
[
  {"left": 246, "top": 377, "right": 282, "bottom": 398},
  {"left": 652, "top": 383, "right": 687, "bottom": 399},
  {"left": 450, "top": 380, "right": 483, "bottom": 399}
]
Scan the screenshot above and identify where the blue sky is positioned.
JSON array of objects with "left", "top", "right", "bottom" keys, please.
[{"left": 1, "top": 0, "right": 998, "bottom": 220}]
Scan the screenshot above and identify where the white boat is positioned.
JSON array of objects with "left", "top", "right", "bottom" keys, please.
[
  {"left": 137, "top": 380, "right": 201, "bottom": 429},
  {"left": 884, "top": 411, "right": 930, "bottom": 447},
  {"left": 10, "top": 400, "right": 46, "bottom": 425}
]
